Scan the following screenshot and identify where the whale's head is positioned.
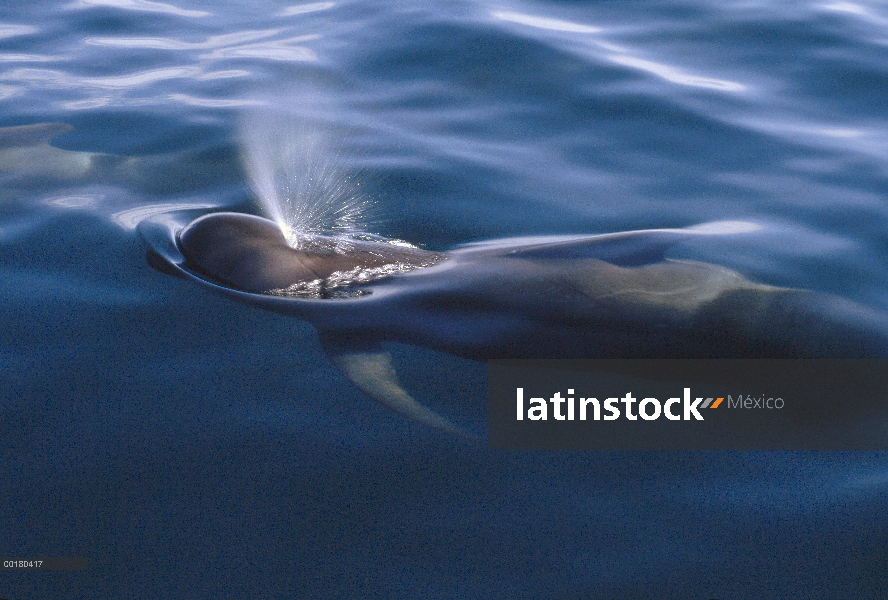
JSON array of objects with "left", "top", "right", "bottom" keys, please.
[{"left": 178, "top": 212, "right": 443, "bottom": 297}]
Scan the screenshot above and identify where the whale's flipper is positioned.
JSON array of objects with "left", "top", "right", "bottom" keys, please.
[
  {"left": 507, "top": 221, "right": 760, "bottom": 266},
  {"left": 319, "top": 332, "right": 474, "bottom": 438}
]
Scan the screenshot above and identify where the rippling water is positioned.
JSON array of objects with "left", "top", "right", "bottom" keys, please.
[{"left": 2, "top": 1, "right": 887, "bottom": 598}]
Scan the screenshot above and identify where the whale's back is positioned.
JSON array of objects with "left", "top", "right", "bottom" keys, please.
[{"left": 178, "top": 212, "right": 444, "bottom": 295}]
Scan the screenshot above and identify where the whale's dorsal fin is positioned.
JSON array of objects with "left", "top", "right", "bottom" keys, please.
[
  {"left": 506, "top": 221, "right": 760, "bottom": 266},
  {"left": 319, "top": 331, "right": 475, "bottom": 438}
]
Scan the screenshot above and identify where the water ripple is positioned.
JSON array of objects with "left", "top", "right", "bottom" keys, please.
[
  {"left": 278, "top": 2, "right": 336, "bottom": 17},
  {"left": 197, "top": 35, "right": 319, "bottom": 62},
  {"left": 607, "top": 53, "right": 746, "bottom": 91},
  {"left": 84, "top": 29, "right": 284, "bottom": 51},
  {"left": 0, "top": 23, "right": 38, "bottom": 40},
  {"left": 85, "top": 29, "right": 320, "bottom": 63},
  {"left": 490, "top": 8, "right": 747, "bottom": 93},
  {"left": 491, "top": 10, "right": 603, "bottom": 34},
  {"left": 111, "top": 201, "right": 219, "bottom": 229},
  {"left": 65, "top": 0, "right": 211, "bottom": 18},
  {"left": 167, "top": 93, "right": 265, "bottom": 107}
]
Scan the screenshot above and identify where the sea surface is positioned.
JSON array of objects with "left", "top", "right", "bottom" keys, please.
[{"left": 2, "top": 0, "right": 888, "bottom": 598}]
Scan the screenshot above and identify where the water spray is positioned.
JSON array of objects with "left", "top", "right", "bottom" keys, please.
[{"left": 239, "top": 109, "right": 374, "bottom": 250}]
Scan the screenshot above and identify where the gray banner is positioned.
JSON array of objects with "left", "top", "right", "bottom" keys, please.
[{"left": 488, "top": 360, "right": 888, "bottom": 449}]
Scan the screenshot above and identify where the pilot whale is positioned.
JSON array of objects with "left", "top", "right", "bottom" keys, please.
[
  {"left": 140, "top": 211, "right": 888, "bottom": 436},
  {"left": 0, "top": 122, "right": 242, "bottom": 197}
]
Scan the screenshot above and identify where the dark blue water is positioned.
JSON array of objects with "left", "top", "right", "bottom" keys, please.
[{"left": 2, "top": 1, "right": 887, "bottom": 598}]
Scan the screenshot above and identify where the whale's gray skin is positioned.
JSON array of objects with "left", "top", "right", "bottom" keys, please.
[
  {"left": 0, "top": 123, "right": 242, "bottom": 197},
  {"left": 141, "top": 211, "right": 888, "bottom": 436},
  {"left": 0, "top": 123, "right": 109, "bottom": 180}
]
